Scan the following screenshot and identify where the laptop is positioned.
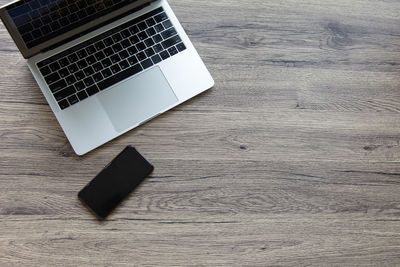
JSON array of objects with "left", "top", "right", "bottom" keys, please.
[{"left": 0, "top": 0, "right": 214, "bottom": 155}]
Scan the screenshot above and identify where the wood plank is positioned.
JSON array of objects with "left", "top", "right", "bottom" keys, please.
[{"left": 0, "top": 0, "right": 399, "bottom": 265}]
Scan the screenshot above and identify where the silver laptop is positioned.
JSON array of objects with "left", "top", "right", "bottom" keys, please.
[{"left": 0, "top": 0, "right": 214, "bottom": 155}]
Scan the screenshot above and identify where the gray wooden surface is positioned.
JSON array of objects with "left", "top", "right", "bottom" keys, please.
[{"left": 1, "top": 0, "right": 400, "bottom": 265}]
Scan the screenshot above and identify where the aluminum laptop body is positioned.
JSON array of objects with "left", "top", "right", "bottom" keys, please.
[{"left": 0, "top": 0, "right": 214, "bottom": 155}]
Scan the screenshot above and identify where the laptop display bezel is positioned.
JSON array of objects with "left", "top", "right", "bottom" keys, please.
[{"left": 0, "top": 0, "right": 153, "bottom": 59}]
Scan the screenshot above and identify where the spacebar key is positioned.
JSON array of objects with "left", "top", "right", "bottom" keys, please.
[{"left": 98, "top": 63, "right": 143, "bottom": 91}]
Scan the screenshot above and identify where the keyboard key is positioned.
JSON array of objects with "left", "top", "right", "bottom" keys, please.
[
  {"left": 151, "top": 54, "right": 162, "bottom": 64},
  {"left": 121, "top": 29, "right": 130, "bottom": 38},
  {"left": 68, "top": 94, "right": 79, "bottom": 105},
  {"left": 145, "top": 47, "right": 155, "bottom": 57},
  {"left": 129, "top": 35, "right": 139, "bottom": 44},
  {"left": 153, "top": 44, "right": 163, "bottom": 53},
  {"left": 93, "top": 73, "right": 104, "bottom": 82},
  {"left": 59, "top": 17, "right": 69, "bottom": 27},
  {"left": 110, "top": 54, "right": 121, "bottom": 64},
  {"left": 86, "top": 45, "right": 96, "bottom": 54},
  {"left": 176, "top": 42, "right": 186, "bottom": 52},
  {"left": 121, "top": 39, "right": 131, "bottom": 48},
  {"left": 101, "top": 58, "right": 112, "bottom": 68},
  {"left": 103, "top": 37, "right": 114, "bottom": 46},
  {"left": 144, "top": 38, "right": 155, "bottom": 47},
  {"left": 75, "top": 81, "right": 85, "bottom": 91},
  {"left": 50, "top": 21, "right": 61, "bottom": 31},
  {"left": 54, "top": 85, "right": 76, "bottom": 101},
  {"left": 138, "top": 31, "right": 148, "bottom": 40},
  {"left": 77, "top": 90, "right": 88, "bottom": 100},
  {"left": 146, "top": 17, "right": 156, "bottom": 27},
  {"left": 112, "top": 33, "right": 122, "bottom": 42},
  {"left": 59, "top": 58, "right": 69, "bottom": 67},
  {"left": 39, "top": 66, "right": 51, "bottom": 77},
  {"left": 51, "top": 11, "right": 61, "bottom": 21},
  {"left": 68, "top": 63, "right": 79, "bottom": 73},
  {"left": 22, "top": 33, "right": 33, "bottom": 43},
  {"left": 77, "top": 1, "right": 87, "bottom": 9},
  {"left": 161, "top": 28, "right": 177, "bottom": 39},
  {"left": 75, "top": 70, "right": 85, "bottom": 81},
  {"left": 136, "top": 52, "right": 146, "bottom": 61},
  {"left": 77, "top": 59, "right": 88, "bottom": 69},
  {"left": 168, "top": 46, "right": 178, "bottom": 56},
  {"left": 119, "top": 50, "right": 129, "bottom": 59},
  {"left": 32, "top": 19, "right": 43, "bottom": 28},
  {"left": 95, "top": 51, "right": 105, "bottom": 61},
  {"left": 41, "top": 15, "right": 51, "bottom": 25},
  {"left": 95, "top": 3, "right": 103, "bottom": 12},
  {"left": 95, "top": 4, "right": 104, "bottom": 11},
  {"left": 65, "top": 74, "right": 76, "bottom": 85},
  {"left": 58, "top": 99, "right": 69, "bottom": 110},
  {"left": 93, "top": 62, "right": 103, "bottom": 72},
  {"left": 160, "top": 50, "right": 170, "bottom": 60},
  {"left": 101, "top": 68, "right": 112, "bottom": 78},
  {"left": 111, "top": 64, "right": 121, "bottom": 74},
  {"left": 141, "top": 58, "right": 153, "bottom": 69},
  {"left": 40, "top": 13, "right": 51, "bottom": 24},
  {"left": 77, "top": 49, "right": 88, "bottom": 59},
  {"left": 83, "top": 66, "right": 94, "bottom": 76},
  {"left": 129, "top": 25, "right": 139, "bottom": 34},
  {"left": 162, "top": 35, "right": 181, "bottom": 49},
  {"left": 41, "top": 25, "right": 51, "bottom": 35},
  {"left": 128, "top": 55, "right": 138, "bottom": 65},
  {"left": 95, "top": 40, "right": 105, "bottom": 50},
  {"left": 146, "top": 27, "right": 156, "bottom": 36},
  {"left": 49, "top": 79, "right": 67, "bottom": 92},
  {"left": 154, "top": 23, "right": 164, "bottom": 33},
  {"left": 136, "top": 42, "right": 146, "bottom": 51},
  {"left": 162, "top": 20, "right": 173, "bottom": 29},
  {"left": 86, "top": 85, "right": 99, "bottom": 96},
  {"left": 102, "top": 0, "right": 112, "bottom": 7},
  {"left": 18, "top": 22, "right": 32, "bottom": 35},
  {"left": 153, "top": 34, "right": 163, "bottom": 43},
  {"left": 138, "top": 22, "right": 147, "bottom": 31},
  {"left": 59, "top": 68, "right": 69, "bottom": 78},
  {"left": 112, "top": 43, "right": 123, "bottom": 52},
  {"left": 68, "top": 53, "right": 78, "bottom": 62},
  {"left": 127, "top": 46, "right": 138, "bottom": 55},
  {"left": 104, "top": 47, "right": 113, "bottom": 57},
  {"left": 119, "top": 60, "right": 129, "bottom": 69},
  {"left": 67, "top": 8, "right": 78, "bottom": 17},
  {"left": 45, "top": 72, "right": 60, "bottom": 84},
  {"left": 84, "top": 77, "right": 94, "bottom": 86},
  {"left": 49, "top": 62, "right": 60, "bottom": 72},
  {"left": 86, "top": 6, "right": 96, "bottom": 15},
  {"left": 86, "top": 55, "right": 96, "bottom": 65},
  {"left": 98, "top": 63, "right": 143, "bottom": 91},
  {"left": 154, "top": 12, "right": 168, "bottom": 23}
]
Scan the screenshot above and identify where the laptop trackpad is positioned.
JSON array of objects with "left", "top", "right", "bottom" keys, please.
[{"left": 98, "top": 66, "right": 178, "bottom": 132}]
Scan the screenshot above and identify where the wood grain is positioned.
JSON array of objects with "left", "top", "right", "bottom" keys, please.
[{"left": 0, "top": 0, "right": 400, "bottom": 265}]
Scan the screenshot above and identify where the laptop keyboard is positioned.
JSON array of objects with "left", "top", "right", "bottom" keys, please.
[{"left": 37, "top": 7, "right": 186, "bottom": 110}]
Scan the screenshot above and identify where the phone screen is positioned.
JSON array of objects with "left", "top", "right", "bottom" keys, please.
[{"left": 78, "top": 146, "right": 153, "bottom": 219}]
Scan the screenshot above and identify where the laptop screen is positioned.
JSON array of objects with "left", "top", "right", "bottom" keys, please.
[{"left": 0, "top": 0, "right": 151, "bottom": 58}]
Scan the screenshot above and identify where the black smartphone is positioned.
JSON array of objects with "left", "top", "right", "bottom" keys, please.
[{"left": 78, "top": 146, "right": 153, "bottom": 219}]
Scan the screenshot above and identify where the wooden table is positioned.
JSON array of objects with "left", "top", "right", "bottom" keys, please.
[{"left": 1, "top": 0, "right": 399, "bottom": 265}]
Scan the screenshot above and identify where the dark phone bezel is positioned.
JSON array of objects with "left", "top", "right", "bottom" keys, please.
[{"left": 78, "top": 146, "right": 153, "bottom": 219}]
